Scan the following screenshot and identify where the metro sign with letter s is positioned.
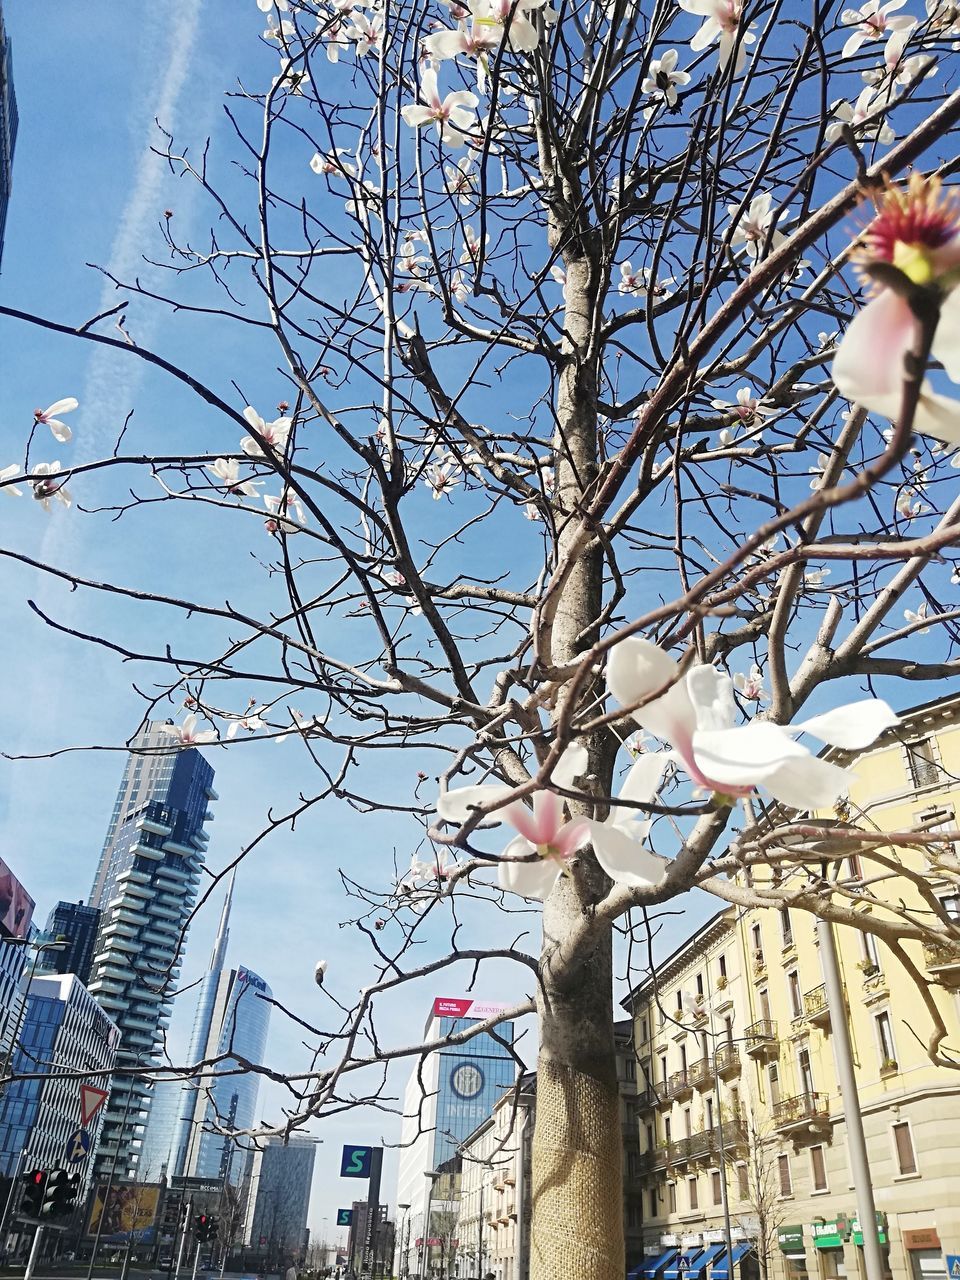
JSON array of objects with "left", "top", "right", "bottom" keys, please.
[{"left": 340, "top": 1145, "right": 373, "bottom": 1178}]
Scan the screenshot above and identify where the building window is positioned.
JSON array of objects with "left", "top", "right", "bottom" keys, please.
[
  {"left": 705, "top": 1097, "right": 714, "bottom": 1129},
  {"left": 645, "top": 1122, "right": 655, "bottom": 1152},
  {"left": 906, "top": 736, "right": 942, "bottom": 788},
  {"left": 736, "top": 1163, "right": 749, "bottom": 1200},
  {"left": 711, "top": 1170, "right": 722, "bottom": 1205},
  {"left": 624, "top": 1057, "right": 637, "bottom": 1082},
  {"left": 759, "top": 986, "right": 772, "bottom": 1022},
  {"left": 664, "top": 1117, "right": 672, "bottom": 1144},
  {"left": 724, "top": 1016, "right": 734, "bottom": 1046},
  {"left": 777, "top": 1153, "right": 792, "bottom": 1196},
  {"left": 688, "top": 1176, "right": 699, "bottom": 1211},
  {"left": 892, "top": 1121, "right": 918, "bottom": 1175},
  {"left": 798, "top": 1047, "right": 815, "bottom": 1097},
  {"left": 668, "top": 1182, "right": 677, "bottom": 1213},
  {"left": 768, "top": 1063, "right": 781, "bottom": 1105},
  {"left": 680, "top": 1043, "right": 688, "bottom": 1073},
  {"left": 649, "top": 1187, "right": 659, "bottom": 1218},
  {"left": 780, "top": 908, "right": 794, "bottom": 947},
  {"left": 660, "top": 1056, "right": 669, "bottom": 1085},
  {"left": 810, "top": 1144, "right": 828, "bottom": 1191},
  {"left": 788, "top": 969, "right": 803, "bottom": 1019},
  {"left": 940, "top": 892, "right": 960, "bottom": 922},
  {"left": 696, "top": 972, "right": 705, "bottom": 997},
  {"left": 640, "top": 1016, "right": 650, "bottom": 1043},
  {"left": 751, "top": 923, "right": 764, "bottom": 966},
  {"left": 875, "top": 1010, "right": 897, "bottom": 1067},
  {"left": 859, "top": 929, "right": 881, "bottom": 972},
  {"left": 683, "top": 1107, "right": 692, "bottom": 1139},
  {"left": 676, "top": 989, "right": 684, "bottom": 1013},
  {"left": 719, "top": 953, "right": 728, "bottom": 980}
]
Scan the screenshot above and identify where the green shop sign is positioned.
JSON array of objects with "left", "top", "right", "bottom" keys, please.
[
  {"left": 779, "top": 1227, "right": 805, "bottom": 1253},
  {"left": 812, "top": 1218, "right": 850, "bottom": 1249},
  {"left": 852, "top": 1214, "right": 888, "bottom": 1247}
]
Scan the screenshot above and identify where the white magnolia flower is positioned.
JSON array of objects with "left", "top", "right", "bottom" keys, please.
[
  {"left": 206, "top": 458, "right": 263, "bottom": 498},
  {"left": 641, "top": 49, "right": 691, "bottom": 116},
  {"left": 824, "top": 85, "right": 897, "bottom": 145},
  {"left": 583, "top": 754, "right": 670, "bottom": 889},
  {"left": 444, "top": 156, "right": 476, "bottom": 204},
  {"left": 862, "top": 28, "right": 935, "bottom": 84},
  {"left": 227, "top": 706, "right": 267, "bottom": 738},
  {"left": 951, "top": 565, "right": 960, "bottom": 585},
  {"left": 549, "top": 263, "right": 567, "bottom": 288},
  {"left": 424, "top": 459, "right": 463, "bottom": 499},
  {"left": 617, "top": 262, "right": 674, "bottom": 301},
  {"left": 160, "top": 713, "right": 218, "bottom": 746},
  {"left": 466, "top": 0, "right": 555, "bottom": 52},
  {"left": 809, "top": 452, "right": 831, "bottom": 490},
  {"left": 840, "top": 0, "right": 914, "bottom": 58},
  {"left": 31, "top": 462, "right": 72, "bottom": 511},
  {"left": 275, "top": 708, "right": 325, "bottom": 742},
  {"left": 437, "top": 744, "right": 592, "bottom": 900},
  {"left": 241, "top": 406, "right": 293, "bottom": 458},
  {"left": 257, "top": 0, "right": 289, "bottom": 10},
  {"left": 904, "top": 602, "right": 930, "bottom": 632},
  {"left": 804, "top": 567, "right": 832, "bottom": 586},
  {"left": 310, "top": 149, "right": 357, "bottom": 177},
  {"left": 272, "top": 58, "right": 308, "bottom": 93},
  {"left": 734, "top": 663, "right": 768, "bottom": 701},
  {"left": 926, "top": 0, "right": 960, "bottom": 36},
  {"left": 607, "top": 637, "right": 898, "bottom": 809},
  {"left": 398, "top": 240, "right": 429, "bottom": 282},
  {"left": 425, "top": 21, "right": 499, "bottom": 89},
  {"left": 264, "top": 490, "right": 307, "bottom": 534},
  {"left": 263, "top": 14, "right": 296, "bottom": 40},
  {"left": 0, "top": 464, "right": 23, "bottom": 497},
  {"left": 348, "top": 10, "right": 383, "bottom": 55},
  {"left": 710, "top": 385, "right": 770, "bottom": 424},
  {"left": 33, "top": 398, "right": 78, "bottom": 444},
  {"left": 678, "top": 0, "right": 755, "bottom": 72},
  {"left": 726, "top": 192, "right": 792, "bottom": 260},
  {"left": 450, "top": 271, "right": 470, "bottom": 302},
  {"left": 896, "top": 486, "right": 927, "bottom": 519},
  {"left": 400, "top": 67, "right": 479, "bottom": 148},
  {"left": 460, "top": 223, "right": 489, "bottom": 266}
]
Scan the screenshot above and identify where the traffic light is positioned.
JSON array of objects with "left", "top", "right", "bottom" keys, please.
[
  {"left": 41, "top": 1169, "right": 81, "bottom": 1218},
  {"left": 20, "top": 1170, "right": 46, "bottom": 1217},
  {"left": 193, "top": 1214, "right": 218, "bottom": 1242},
  {"left": 162, "top": 1196, "right": 188, "bottom": 1234}
]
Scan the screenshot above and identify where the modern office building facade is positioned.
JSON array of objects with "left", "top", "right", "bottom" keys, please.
[
  {"left": 396, "top": 998, "right": 517, "bottom": 1268},
  {"left": 0, "top": 974, "right": 118, "bottom": 1184},
  {"left": 87, "top": 723, "right": 216, "bottom": 1182},
  {"left": 0, "top": 3, "right": 17, "bottom": 270},
  {"left": 242, "top": 1135, "right": 319, "bottom": 1261},
  {"left": 142, "top": 879, "right": 271, "bottom": 1185},
  {"left": 38, "top": 901, "right": 101, "bottom": 985}
]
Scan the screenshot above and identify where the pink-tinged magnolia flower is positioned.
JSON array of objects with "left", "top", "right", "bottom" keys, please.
[
  {"left": 641, "top": 49, "right": 691, "bottom": 117},
  {"left": 467, "top": 0, "right": 554, "bottom": 52},
  {"left": 896, "top": 485, "right": 927, "bottom": 518},
  {"left": 436, "top": 744, "right": 592, "bottom": 899},
  {"left": 862, "top": 28, "right": 936, "bottom": 87},
  {"left": 206, "top": 457, "right": 263, "bottom": 497},
  {"left": 425, "top": 21, "right": 499, "bottom": 89},
  {"left": 832, "top": 173, "right": 960, "bottom": 442},
  {"left": 583, "top": 754, "right": 670, "bottom": 889},
  {"left": 31, "top": 462, "right": 72, "bottom": 511},
  {"left": 607, "top": 637, "right": 899, "bottom": 809},
  {"left": 241, "top": 405, "right": 293, "bottom": 458},
  {"left": 160, "top": 713, "right": 218, "bottom": 746},
  {"left": 0, "top": 464, "right": 23, "bottom": 497},
  {"left": 460, "top": 223, "right": 489, "bottom": 265},
  {"left": 33, "top": 398, "right": 78, "bottom": 444},
  {"left": 734, "top": 663, "right": 768, "bottom": 701},
  {"left": 726, "top": 192, "right": 792, "bottom": 260},
  {"left": 824, "top": 85, "right": 897, "bottom": 145},
  {"left": 444, "top": 156, "right": 476, "bottom": 205},
  {"left": 840, "top": 0, "right": 914, "bottom": 58},
  {"left": 264, "top": 491, "right": 307, "bottom": 533},
  {"left": 263, "top": 14, "right": 296, "bottom": 41},
  {"left": 424, "top": 459, "right": 463, "bottom": 498},
  {"left": 227, "top": 706, "right": 267, "bottom": 738},
  {"left": 710, "top": 385, "right": 770, "bottom": 424},
  {"left": 400, "top": 68, "right": 479, "bottom": 148},
  {"left": 619, "top": 262, "right": 648, "bottom": 296},
  {"left": 348, "top": 10, "right": 383, "bottom": 55},
  {"left": 678, "top": 0, "right": 755, "bottom": 72},
  {"left": 310, "top": 149, "right": 357, "bottom": 177},
  {"left": 450, "top": 271, "right": 470, "bottom": 302}
]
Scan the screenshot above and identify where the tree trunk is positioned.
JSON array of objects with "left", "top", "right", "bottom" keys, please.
[{"left": 529, "top": 250, "right": 623, "bottom": 1280}]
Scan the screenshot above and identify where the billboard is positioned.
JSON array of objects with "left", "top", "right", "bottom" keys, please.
[
  {"left": 432, "top": 997, "right": 511, "bottom": 1020},
  {"left": 87, "top": 1183, "right": 161, "bottom": 1242},
  {"left": 0, "top": 858, "right": 34, "bottom": 940}
]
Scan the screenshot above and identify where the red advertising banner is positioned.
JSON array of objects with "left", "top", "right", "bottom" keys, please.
[
  {"left": 432, "top": 997, "right": 511, "bottom": 1020},
  {"left": 0, "top": 859, "right": 34, "bottom": 940}
]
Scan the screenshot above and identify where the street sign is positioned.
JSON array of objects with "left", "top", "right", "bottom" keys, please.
[
  {"left": 340, "top": 1145, "right": 373, "bottom": 1178},
  {"left": 65, "top": 1128, "right": 91, "bottom": 1163},
  {"left": 80, "top": 1083, "right": 109, "bottom": 1126},
  {"left": 946, "top": 1257, "right": 960, "bottom": 1279},
  {"left": 336, "top": 1209, "right": 354, "bottom": 1226}
]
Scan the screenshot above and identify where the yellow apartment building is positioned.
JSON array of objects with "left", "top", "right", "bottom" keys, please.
[{"left": 624, "top": 694, "right": 960, "bottom": 1280}]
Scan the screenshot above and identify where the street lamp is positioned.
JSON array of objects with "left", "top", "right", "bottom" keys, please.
[
  {"left": 418, "top": 1171, "right": 441, "bottom": 1280},
  {"left": 396, "top": 1204, "right": 410, "bottom": 1280}
]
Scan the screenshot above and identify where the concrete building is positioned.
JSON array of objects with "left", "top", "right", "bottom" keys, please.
[
  {"left": 142, "top": 878, "right": 271, "bottom": 1184},
  {"left": 0, "top": 973, "right": 118, "bottom": 1185},
  {"left": 242, "top": 1135, "right": 319, "bottom": 1263},
  {"left": 624, "top": 693, "right": 960, "bottom": 1280},
  {"left": 0, "top": 3, "right": 17, "bottom": 271},
  {"left": 396, "top": 997, "right": 517, "bottom": 1275},
  {"left": 38, "top": 901, "right": 101, "bottom": 985},
  {"left": 87, "top": 723, "right": 216, "bottom": 1181}
]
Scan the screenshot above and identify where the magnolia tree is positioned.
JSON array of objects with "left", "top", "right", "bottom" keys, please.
[{"left": 5, "top": 0, "right": 960, "bottom": 1276}]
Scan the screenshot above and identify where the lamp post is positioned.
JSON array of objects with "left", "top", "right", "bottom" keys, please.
[
  {"left": 418, "top": 1171, "right": 441, "bottom": 1280},
  {"left": 396, "top": 1203, "right": 410, "bottom": 1280}
]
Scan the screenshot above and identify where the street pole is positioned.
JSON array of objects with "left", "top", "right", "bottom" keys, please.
[
  {"left": 0, "top": 1147, "right": 26, "bottom": 1247},
  {"left": 817, "top": 915, "right": 884, "bottom": 1280},
  {"left": 191, "top": 1239, "right": 202, "bottom": 1280},
  {"left": 87, "top": 1052, "right": 143, "bottom": 1280},
  {"left": 477, "top": 1181, "right": 483, "bottom": 1280},
  {"left": 417, "top": 1174, "right": 437, "bottom": 1280},
  {"left": 173, "top": 1199, "right": 193, "bottom": 1280},
  {"left": 23, "top": 1224, "right": 43, "bottom": 1280}
]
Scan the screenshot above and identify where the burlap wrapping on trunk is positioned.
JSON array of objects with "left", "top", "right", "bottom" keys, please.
[{"left": 530, "top": 1056, "right": 623, "bottom": 1279}]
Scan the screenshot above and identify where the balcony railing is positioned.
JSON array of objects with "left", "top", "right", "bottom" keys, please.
[
  {"left": 667, "top": 1069, "right": 693, "bottom": 1101},
  {"left": 714, "top": 1043, "right": 741, "bottom": 1078},
  {"left": 666, "top": 1137, "right": 692, "bottom": 1165},
  {"left": 804, "top": 984, "right": 831, "bottom": 1027},
  {"left": 744, "top": 1019, "right": 779, "bottom": 1060},
  {"left": 688, "top": 1057, "right": 713, "bottom": 1090},
  {"left": 772, "top": 1091, "right": 830, "bottom": 1134},
  {"left": 924, "top": 941, "right": 960, "bottom": 989}
]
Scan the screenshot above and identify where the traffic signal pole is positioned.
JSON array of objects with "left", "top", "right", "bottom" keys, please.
[
  {"left": 173, "top": 1201, "right": 193, "bottom": 1280},
  {"left": 191, "top": 1240, "right": 202, "bottom": 1280},
  {"left": 23, "top": 1225, "right": 43, "bottom": 1280}
]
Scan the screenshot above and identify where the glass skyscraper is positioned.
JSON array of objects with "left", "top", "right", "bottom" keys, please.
[
  {"left": 0, "top": 4, "right": 17, "bottom": 271},
  {"left": 38, "top": 901, "right": 101, "bottom": 985},
  {"left": 140, "top": 877, "right": 272, "bottom": 1185},
  {"left": 242, "top": 1135, "right": 319, "bottom": 1260},
  {"left": 87, "top": 722, "right": 217, "bottom": 1182}
]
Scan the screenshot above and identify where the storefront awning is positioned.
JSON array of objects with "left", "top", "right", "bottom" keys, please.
[
  {"left": 664, "top": 1252, "right": 702, "bottom": 1279},
  {"left": 663, "top": 1244, "right": 726, "bottom": 1280},
  {"left": 630, "top": 1249, "right": 679, "bottom": 1279},
  {"left": 711, "top": 1244, "right": 753, "bottom": 1279}
]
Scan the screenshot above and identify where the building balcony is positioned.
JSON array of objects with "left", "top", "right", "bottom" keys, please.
[
  {"left": 635, "top": 1086, "right": 658, "bottom": 1111},
  {"left": 656, "top": 1082, "right": 673, "bottom": 1110},
  {"left": 714, "top": 1043, "right": 741, "bottom": 1079},
  {"left": 686, "top": 1129, "right": 716, "bottom": 1164},
  {"left": 688, "top": 1057, "right": 713, "bottom": 1091},
  {"left": 666, "top": 1137, "right": 692, "bottom": 1166},
  {"left": 137, "top": 816, "right": 173, "bottom": 836},
  {"left": 667, "top": 1069, "right": 693, "bottom": 1102},
  {"left": 744, "top": 1019, "right": 779, "bottom": 1061},
  {"left": 637, "top": 1148, "right": 667, "bottom": 1175},
  {"left": 924, "top": 942, "right": 960, "bottom": 989},
  {"left": 804, "top": 984, "right": 831, "bottom": 1028},
  {"left": 772, "top": 1092, "right": 830, "bottom": 1136}
]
